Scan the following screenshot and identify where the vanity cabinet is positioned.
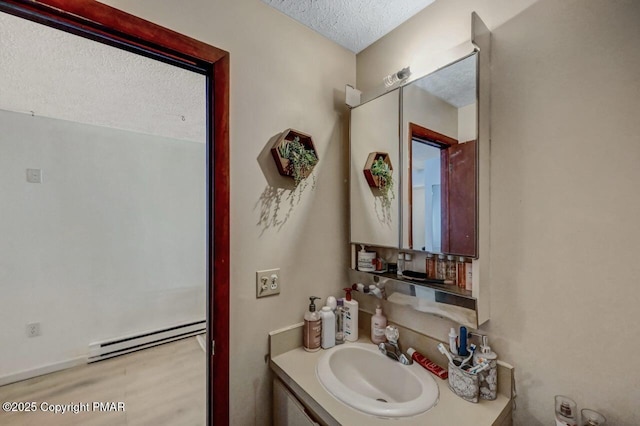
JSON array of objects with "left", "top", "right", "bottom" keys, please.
[
  {"left": 273, "top": 378, "right": 320, "bottom": 426},
  {"left": 269, "top": 324, "right": 514, "bottom": 426}
]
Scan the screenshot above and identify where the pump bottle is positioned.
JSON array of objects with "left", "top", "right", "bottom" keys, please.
[
  {"left": 473, "top": 335, "right": 498, "bottom": 400},
  {"left": 303, "top": 296, "right": 322, "bottom": 352}
]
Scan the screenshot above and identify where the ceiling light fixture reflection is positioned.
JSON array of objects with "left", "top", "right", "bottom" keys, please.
[{"left": 383, "top": 67, "right": 411, "bottom": 88}]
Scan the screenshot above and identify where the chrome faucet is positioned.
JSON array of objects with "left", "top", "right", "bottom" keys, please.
[{"left": 378, "top": 325, "right": 413, "bottom": 365}]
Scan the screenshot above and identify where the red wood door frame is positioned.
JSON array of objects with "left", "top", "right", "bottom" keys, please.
[{"left": 0, "top": 1, "right": 230, "bottom": 424}]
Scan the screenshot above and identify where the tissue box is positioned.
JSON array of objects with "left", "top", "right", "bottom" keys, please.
[{"left": 447, "top": 362, "right": 480, "bottom": 403}]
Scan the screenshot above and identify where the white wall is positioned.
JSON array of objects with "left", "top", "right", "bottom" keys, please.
[
  {"left": 358, "top": 0, "right": 640, "bottom": 423},
  {"left": 0, "top": 110, "right": 205, "bottom": 379},
  {"left": 98, "top": 1, "right": 356, "bottom": 424}
]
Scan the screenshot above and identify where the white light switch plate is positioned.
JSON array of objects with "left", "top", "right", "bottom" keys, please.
[{"left": 256, "top": 268, "right": 280, "bottom": 298}]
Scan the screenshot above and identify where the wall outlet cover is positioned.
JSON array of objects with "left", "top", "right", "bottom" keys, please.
[
  {"left": 26, "top": 322, "right": 41, "bottom": 337},
  {"left": 256, "top": 268, "right": 280, "bottom": 298}
]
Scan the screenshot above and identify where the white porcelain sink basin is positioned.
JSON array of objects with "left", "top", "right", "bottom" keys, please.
[{"left": 316, "top": 343, "right": 439, "bottom": 418}]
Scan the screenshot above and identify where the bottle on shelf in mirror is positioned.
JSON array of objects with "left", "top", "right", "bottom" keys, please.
[
  {"left": 404, "top": 253, "right": 413, "bottom": 271},
  {"left": 446, "top": 255, "right": 457, "bottom": 283},
  {"left": 465, "top": 260, "right": 473, "bottom": 291},
  {"left": 436, "top": 254, "right": 446, "bottom": 280},
  {"left": 457, "top": 257, "right": 466, "bottom": 289},
  {"left": 397, "top": 253, "right": 405, "bottom": 276},
  {"left": 426, "top": 253, "right": 436, "bottom": 279}
]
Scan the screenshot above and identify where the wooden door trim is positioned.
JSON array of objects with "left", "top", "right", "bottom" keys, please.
[{"left": 0, "top": 1, "right": 230, "bottom": 424}]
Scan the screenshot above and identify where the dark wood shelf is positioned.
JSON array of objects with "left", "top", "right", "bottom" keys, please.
[
  {"left": 363, "top": 151, "right": 392, "bottom": 188},
  {"left": 270, "top": 128, "right": 317, "bottom": 179}
]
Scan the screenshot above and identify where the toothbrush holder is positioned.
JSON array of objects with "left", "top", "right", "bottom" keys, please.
[
  {"left": 478, "top": 359, "right": 498, "bottom": 401},
  {"left": 447, "top": 362, "right": 480, "bottom": 403}
]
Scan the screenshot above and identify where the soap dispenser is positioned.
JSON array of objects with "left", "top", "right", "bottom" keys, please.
[
  {"left": 473, "top": 335, "right": 498, "bottom": 400},
  {"left": 342, "top": 288, "right": 359, "bottom": 342},
  {"left": 303, "top": 296, "right": 322, "bottom": 352}
]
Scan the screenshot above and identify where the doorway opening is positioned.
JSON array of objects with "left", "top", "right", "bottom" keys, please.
[{"left": 0, "top": 1, "right": 229, "bottom": 424}]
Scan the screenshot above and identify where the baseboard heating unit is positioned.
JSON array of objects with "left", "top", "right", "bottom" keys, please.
[{"left": 88, "top": 320, "right": 206, "bottom": 362}]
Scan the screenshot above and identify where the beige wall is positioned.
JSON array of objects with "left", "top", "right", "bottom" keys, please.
[
  {"left": 458, "top": 103, "right": 476, "bottom": 143},
  {"left": 358, "top": 0, "right": 640, "bottom": 424},
  {"left": 350, "top": 91, "right": 400, "bottom": 247},
  {"left": 99, "top": 1, "right": 355, "bottom": 424},
  {"left": 356, "top": 0, "right": 539, "bottom": 92}
]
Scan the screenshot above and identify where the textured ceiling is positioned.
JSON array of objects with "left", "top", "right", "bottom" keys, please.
[
  {"left": 414, "top": 54, "right": 476, "bottom": 108},
  {"left": 262, "top": 0, "right": 436, "bottom": 53},
  {"left": 0, "top": 12, "right": 205, "bottom": 143}
]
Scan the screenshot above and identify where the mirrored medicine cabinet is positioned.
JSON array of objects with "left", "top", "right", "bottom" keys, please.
[{"left": 348, "top": 13, "right": 491, "bottom": 327}]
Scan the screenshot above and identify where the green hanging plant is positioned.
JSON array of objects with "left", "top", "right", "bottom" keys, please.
[
  {"left": 370, "top": 158, "right": 394, "bottom": 208},
  {"left": 278, "top": 136, "right": 318, "bottom": 187}
]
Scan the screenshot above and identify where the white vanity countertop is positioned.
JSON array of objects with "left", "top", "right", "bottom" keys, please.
[{"left": 270, "top": 339, "right": 511, "bottom": 426}]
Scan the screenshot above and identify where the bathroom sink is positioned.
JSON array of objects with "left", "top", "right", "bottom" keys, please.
[{"left": 316, "top": 343, "right": 439, "bottom": 418}]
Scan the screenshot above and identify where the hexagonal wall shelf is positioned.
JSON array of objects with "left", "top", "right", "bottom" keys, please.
[
  {"left": 363, "top": 152, "right": 393, "bottom": 188},
  {"left": 271, "top": 128, "right": 318, "bottom": 180}
]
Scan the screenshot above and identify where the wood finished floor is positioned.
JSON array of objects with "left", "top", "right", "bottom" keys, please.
[{"left": 0, "top": 337, "right": 206, "bottom": 426}]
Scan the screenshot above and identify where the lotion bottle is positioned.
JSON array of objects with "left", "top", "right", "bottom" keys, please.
[
  {"left": 370, "top": 305, "right": 387, "bottom": 344},
  {"left": 448, "top": 327, "right": 458, "bottom": 354},
  {"left": 303, "top": 296, "right": 322, "bottom": 352},
  {"left": 342, "top": 288, "right": 359, "bottom": 342},
  {"left": 320, "top": 306, "right": 335, "bottom": 349}
]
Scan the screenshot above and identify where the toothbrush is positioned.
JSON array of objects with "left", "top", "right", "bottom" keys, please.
[
  {"left": 458, "top": 343, "right": 477, "bottom": 368},
  {"left": 458, "top": 326, "right": 469, "bottom": 356},
  {"left": 469, "top": 360, "right": 490, "bottom": 374},
  {"left": 437, "top": 343, "right": 455, "bottom": 364}
]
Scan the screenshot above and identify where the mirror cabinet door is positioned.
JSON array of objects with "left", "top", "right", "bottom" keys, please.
[
  {"left": 401, "top": 53, "right": 479, "bottom": 257},
  {"left": 350, "top": 89, "right": 400, "bottom": 248}
]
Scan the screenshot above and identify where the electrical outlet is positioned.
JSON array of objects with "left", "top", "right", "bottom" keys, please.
[
  {"left": 26, "top": 322, "right": 41, "bottom": 338},
  {"left": 26, "top": 168, "right": 42, "bottom": 183},
  {"left": 256, "top": 268, "right": 280, "bottom": 298}
]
